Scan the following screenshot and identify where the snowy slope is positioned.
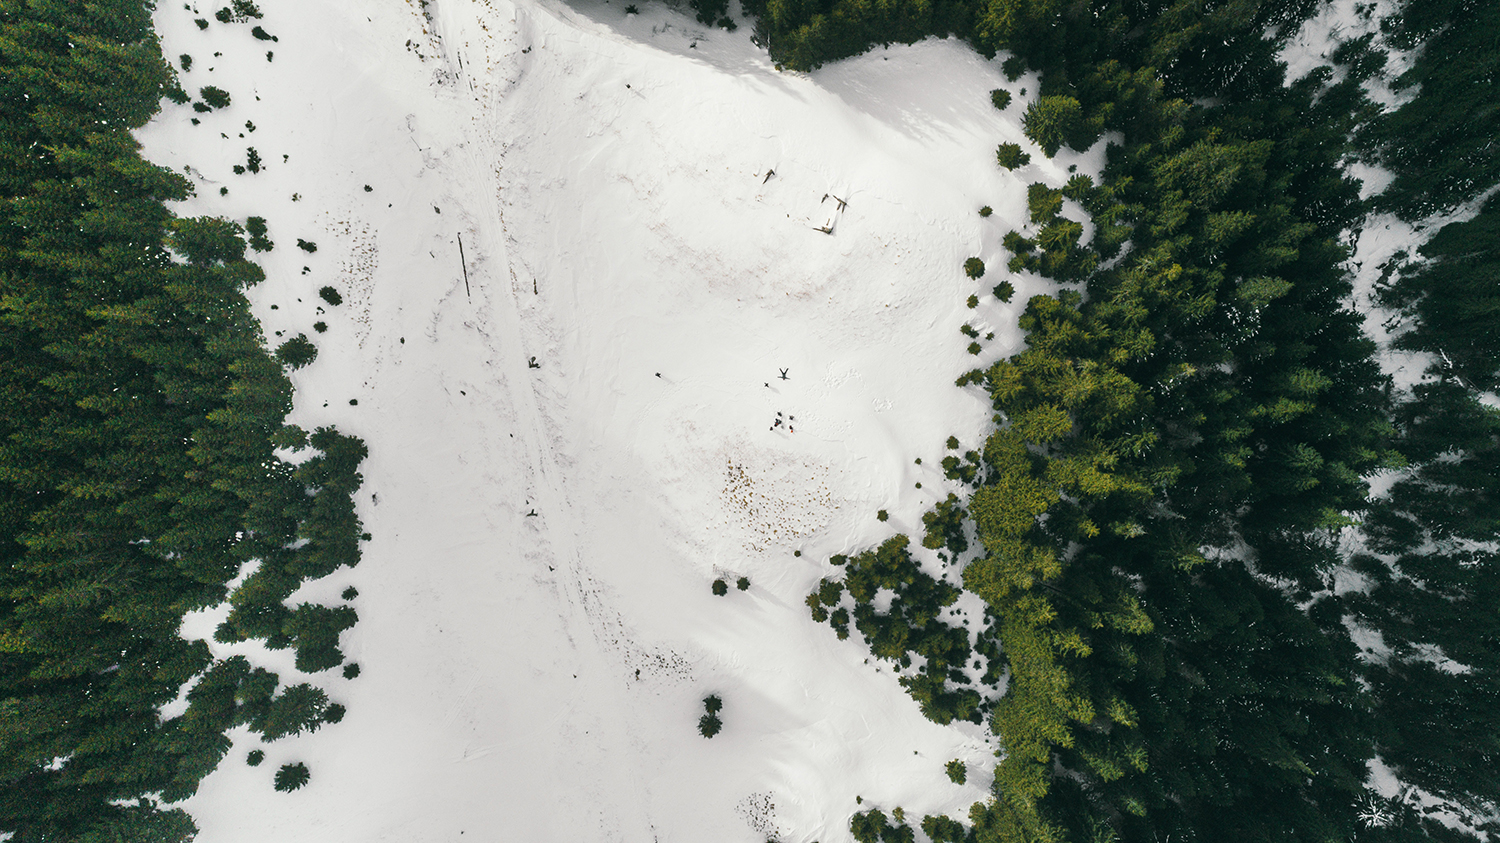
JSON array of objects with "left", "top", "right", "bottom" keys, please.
[{"left": 137, "top": 0, "right": 1094, "bottom": 839}]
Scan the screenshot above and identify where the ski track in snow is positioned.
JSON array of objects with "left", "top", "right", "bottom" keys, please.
[{"left": 136, "top": 0, "right": 1106, "bottom": 839}]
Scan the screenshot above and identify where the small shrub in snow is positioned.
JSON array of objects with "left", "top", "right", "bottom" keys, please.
[
  {"left": 342, "top": 663, "right": 361, "bottom": 679},
  {"left": 963, "top": 257, "right": 985, "bottom": 279},
  {"left": 1002, "top": 56, "right": 1024, "bottom": 81},
  {"left": 341, "top": 586, "right": 358, "bottom": 600},
  {"left": 995, "top": 142, "right": 1030, "bottom": 170},
  {"left": 275, "top": 334, "right": 317, "bottom": 369},
  {"left": 322, "top": 703, "right": 346, "bottom": 724},
  {"left": 711, "top": 578, "right": 728, "bottom": 596},
  {"left": 830, "top": 607, "right": 850, "bottom": 639},
  {"left": 736, "top": 576, "right": 750, "bottom": 591},
  {"left": 989, "top": 88, "right": 1011, "bottom": 110},
  {"left": 274, "top": 762, "right": 310, "bottom": 792},
  {"left": 245, "top": 147, "right": 262, "bottom": 173},
  {"left": 195, "top": 17, "right": 208, "bottom": 29},
  {"left": 297, "top": 238, "right": 318, "bottom": 253},
  {"left": 877, "top": 509, "right": 888, "bottom": 522},
  {"left": 945, "top": 759, "right": 966, "bottom": 784},
  {"left": 967, "top": 341, "right": 982, "bottom": 355},
  {"left": 703, "top": 694, "right": 722, "bottom": 713},
  {"left": 252, "top": 25, "right": 276, "bottom": 41},
  {"left": 179, "top": 54, "right": 192, "bottom": 70},
  {"left": 698, "top": 713, "right": 722, "bottom": 737},
  {"left": 625, "top": 4, "right": 638, "bottom": 12},
  {"left": 245, "top": 216, "right": 272, "bottom": 251},
  {"left": 992, "top": 280, "right": 1015, "bottom": 303},
  {"left": 960, "top": 324, "right": 978, "bottom": 338},
  {"left": 313, "top": 321, "right": 327, "bottom": 333},
  {"left": 978, "top": 205, "right": 992, "bottom": 217},
  {"left": 199, "top": 86, "right": 231, "bottom": 109},
  {"left": 319, "top": 286, "right": 343, "bottom": 305},
  {"left": 246, "top": 749, "right": 265, "bottom": 767}
]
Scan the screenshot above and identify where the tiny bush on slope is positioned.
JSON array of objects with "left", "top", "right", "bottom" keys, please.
[{"left": 273, "top": 763, "right": 310, "bottom": 792}]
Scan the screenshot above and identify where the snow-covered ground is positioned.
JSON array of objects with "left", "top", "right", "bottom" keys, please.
[{"left": 137, "top": 0, "right": 1095, "bottom": 839}]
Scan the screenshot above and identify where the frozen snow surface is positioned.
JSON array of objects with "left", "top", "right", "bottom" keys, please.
[{"left": 137, "top": 0, "right": 1096, "bottom": 839}]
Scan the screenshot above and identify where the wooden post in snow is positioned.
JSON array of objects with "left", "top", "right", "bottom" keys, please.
[{"left": 457, "top": 233, "right": 471, "bottom": 298}]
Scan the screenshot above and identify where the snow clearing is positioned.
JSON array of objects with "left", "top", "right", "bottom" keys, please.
[{"left": 138, "top": 0, "right": 1099, "bottom": 839}]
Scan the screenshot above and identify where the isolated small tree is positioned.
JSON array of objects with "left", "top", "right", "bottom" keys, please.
[
  {"left": 979, "top": 205, "right": 993, "bottom": 217},
  {"left": 966, "top": 294, "right": 979, "bottom": 309},
  {"left": 199, "top": 86, "right": 231, "bottom": 109},
  {"left": 340, "top": 586, "right": 358, "bottom": 600},
  {"left": 736, "top": 576, "right": 750, "bottom": 591},
  {"left": 698, "top": 713, "right": 723, "bottom": 737},
  {"left": 989, "top": 88, "right": 1012, "bottom": 110},
  {"left": 704, "top": 694, "right": 723, "bottom": 713},
  {"left": 342, "top": 663, "right": 361, "bottom": 679},
  {"left": 245, "top": 216, "right": 272, "bottom": 251},
  {"left": 313, "top": 321, "right": 327, "bottom": 333},
  {"left": 296, "top": 238, "right": 318, "bottom": 253},
  {"left": 274, "top": 762, "right": 310, "bottom": 792},
  {"left": 712, "top": 579, "right": 728, "bottom": 596},
  {"left": 877, "top": 509, "right": 889, "bottom": 522},
  {"left": 968, "top": 342, "right": 982, "bottom": 355},
  {"left": 322, "top": 703, "right": 346, "bottom": 724},
  {"left": 992, "top": 280, "right": 1015, "bottom": 303},
  {"left": 945, "top": 759, "right": 967, "bottom": 784},
  {"left": 995, "top": 142, "right": 1030, "bottom": 170},
  {"left": 964, "top": 257, "right": 985, "bottom": 279},
  {"left": 276, "top": 334, "right": 317, "bottom": 368},
  {"left": 246, "top": 749, "right": 265, "bottom": 766},
  {"left": 180, "top": 54, "right": 193, "bottom": 70},
  {"left": 319, "top": 286, "right": 343, "bottom": 305},
  {"left": 830, "top": 607, "right": 850, "bottom": 639}
]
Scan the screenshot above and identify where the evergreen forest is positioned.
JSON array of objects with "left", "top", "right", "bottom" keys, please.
[
  {"left": 0, "top": 2, "right": 365, "bottom": 840},
  {"left": 781, "top": 0, "right": 1500, "bottom": 841},
  {"left": 2, "top": 0, "right": 1497, "bottom": 841}
]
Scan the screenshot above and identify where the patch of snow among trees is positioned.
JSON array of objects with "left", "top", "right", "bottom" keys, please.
[{"left": 136, "top": 0, "right": 1085, "bottom": 839}]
